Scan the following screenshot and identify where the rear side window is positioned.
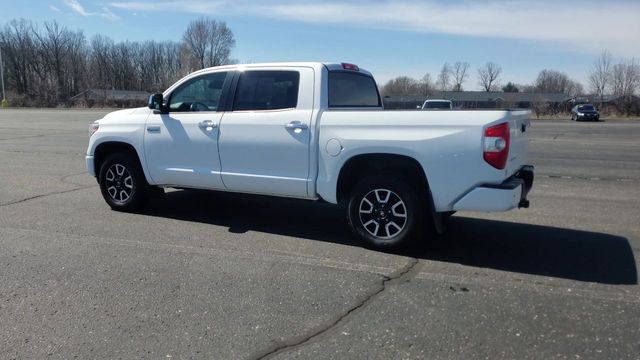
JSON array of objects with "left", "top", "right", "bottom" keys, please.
[
  {"left": 329, "top": 72, "right": 381, "bottom": 108},
  {"left": 233, "top": 71, "right": 299, "bottom": 111}
]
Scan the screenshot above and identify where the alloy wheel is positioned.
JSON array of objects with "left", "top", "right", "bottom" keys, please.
[
  {"left": 104, "top": 163, "right": 134, "bottom": 203},
  {"left": 358, "top": 188, "right": 408, "bottom": 239}
]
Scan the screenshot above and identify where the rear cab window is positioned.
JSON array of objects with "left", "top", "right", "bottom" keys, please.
[{"left": 328, "top": 71, "right": 381, "bottom": 108}]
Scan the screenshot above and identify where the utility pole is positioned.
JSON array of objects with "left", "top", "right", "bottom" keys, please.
[{"left": 0, "top": 46, "right": 6, "bottom": 107}]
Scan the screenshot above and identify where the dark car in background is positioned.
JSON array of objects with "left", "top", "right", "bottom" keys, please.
[{"left": 571, "top": 104, "right": 600, "bottom": 121}]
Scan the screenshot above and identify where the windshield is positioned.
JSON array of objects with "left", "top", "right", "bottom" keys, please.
[
  {"left": 424, "top": 101, "right": 451, "bottom": 109},
  {"left": 578, "top": 105, "right": 595, "bottom": 111}
]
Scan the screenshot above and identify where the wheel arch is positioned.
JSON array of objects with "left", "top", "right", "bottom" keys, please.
[
  {"left": 336, "top": 153, "right": 430, "bottom": 203},
  {"left": 336, "top": 152, "right": 444, "bottom": 234},
  {"left": 93, "top": 141, "right": 148, "bottom": 184}
]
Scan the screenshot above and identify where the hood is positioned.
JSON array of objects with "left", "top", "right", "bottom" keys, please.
[{"left": 98, "top": 107, "right": 150, "bottom": 123}]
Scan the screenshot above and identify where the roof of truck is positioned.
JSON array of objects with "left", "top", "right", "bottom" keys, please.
[{"left": 192, "top": 62, "right": 374, "bottom": 77}]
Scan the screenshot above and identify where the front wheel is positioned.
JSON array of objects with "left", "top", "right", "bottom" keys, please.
[
  {"left": 98, "top": 153, "right": 150, "bottom": 211},
  {"left": 347, "top": 174, "right": 425, "bottom": 250}
]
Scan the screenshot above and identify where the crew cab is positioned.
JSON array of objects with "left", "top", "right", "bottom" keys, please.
[{"left": 86, "top": 62, "right": 534, "bottom": 249}]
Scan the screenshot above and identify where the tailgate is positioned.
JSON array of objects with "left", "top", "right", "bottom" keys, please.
[{"left": 506, "top": 111, "right": 531, "bottom": 176}]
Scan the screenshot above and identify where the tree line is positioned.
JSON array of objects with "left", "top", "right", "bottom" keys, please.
[
  {"left": 380, "top": 61, "right": 585, "bottom": 97},
  {"left": 380, "top": 54, "right": 640, "bottom": 114},
  {"left": 0, "top": 18, "right": 235, "bottom": 107},
  {"left": 588, "top": 51, "right": 640, "bottom": 114}
]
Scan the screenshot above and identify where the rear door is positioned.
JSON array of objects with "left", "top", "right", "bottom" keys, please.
[{"left": 218, "top": 68, "right": 314, "bottom": 197}]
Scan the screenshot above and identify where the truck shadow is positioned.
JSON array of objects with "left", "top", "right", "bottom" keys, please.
[{"left": 143, "top": 190, "right": 637, "bottom": 285}]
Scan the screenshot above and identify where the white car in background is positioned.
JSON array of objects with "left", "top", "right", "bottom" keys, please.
[{"left": 422, "top": 99, "right": 453, "bottom": 110}]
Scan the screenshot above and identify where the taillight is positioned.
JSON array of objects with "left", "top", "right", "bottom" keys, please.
[{"left": 483, "top": 122, "right": 510, "bottom": 169}]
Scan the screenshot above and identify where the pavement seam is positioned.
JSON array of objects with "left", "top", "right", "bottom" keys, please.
[
  {"left": 538, "top": 173, "right": 640, "bottom": 183},
  {"left": 251, "top": 257, "right": 421, "bottom": 360},
  {"left": 60, "top": 171, "right": 95, "bottom": 186},
  {"left": 0, "top": 226, "right": 397, "bottom": 279},
  {"left": 0, "top": 134, "right": 46, "bottom": 141},
  {"left": 0, "top": 185, "right": 95, "bottom": 207}
]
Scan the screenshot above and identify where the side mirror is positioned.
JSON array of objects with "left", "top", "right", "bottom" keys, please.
[{"left": 148, "top": 93, "right": 168, "bottom": 114}]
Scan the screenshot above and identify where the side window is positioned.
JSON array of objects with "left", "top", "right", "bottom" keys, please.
[
  {"left": 328, "top": 72, "right": 381, "bottom": 108},
  {"left": 169, "top": 72, "right": 228, "bottom": 112},
  {"left": 233, "top": 71, "right": 299, "bottom": 111}
]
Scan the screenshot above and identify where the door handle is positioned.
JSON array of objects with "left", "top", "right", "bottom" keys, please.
[
  {"left": 199, "top": 120, "right": 218, "bottom": 130},
  {"left": 284, "top": 121, "right": 308, "bottom": 131},
  {"left": 147, "top": 125, "right": 161, "bottom": 133}
]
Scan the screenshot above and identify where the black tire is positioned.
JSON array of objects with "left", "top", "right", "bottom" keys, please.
[
  {"left": 347, "top": 174, "right": 425, "bottom": 250},
  {"left": 98, "top": 152, "right": 150, "bottom": 211}
]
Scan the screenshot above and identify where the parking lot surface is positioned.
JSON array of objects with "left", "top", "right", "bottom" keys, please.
[{"left": 1, "top": 109, "right": 639, "bottom": 359}]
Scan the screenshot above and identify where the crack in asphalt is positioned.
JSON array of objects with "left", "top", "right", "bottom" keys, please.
[
  {"left": 0, "top": 149, "right": 84, "bottom": 156},
  {"left": 0, "top": 134, "right": 46, "bottom": 141},
  {"left": 538, "top": 173, "right": 639, "bottom": 183},
  {"left": 0, "top": 171, "right": 95, "bottom": 207},
  {"left": 60, "top": 171, "right": 95, "bottom": 186},
  {"left": 251, "top": 257, "right": 421, "bottom": 360},
  {"left": 0, "top": 185, "right": 95, "bottom": 207}
]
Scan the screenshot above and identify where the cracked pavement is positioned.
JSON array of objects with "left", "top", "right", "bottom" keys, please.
[{"left": 1, "top": 109, "right": 639, "bottom": 359}]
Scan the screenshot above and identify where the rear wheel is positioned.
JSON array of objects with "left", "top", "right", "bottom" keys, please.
[
  {"left": 98, "top": 153, "right": 150, "bottom": 211},
  {"left": 347, "top": 174, "right": 425, "bottom": 250}
]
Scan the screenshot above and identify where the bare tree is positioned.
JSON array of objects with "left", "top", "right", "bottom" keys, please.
[
  {"left": 565, "top": 81, "right": 584, "bottom": 98},
  {"left": 89, "top": 35, "right": 114, "bottom": 92},
  {"left": 588, "top": 50, "right": 612, "bottom": 105},
  {"left": 419, "top": 73, "right": 434, "bottom": 97},
  {"left": 0, "top": 17, "right": 235, "bottom": 107},
  {"left": 182, "top": 18, "right": 235, "bottom": 70},
  {"left": 611, "top": 58, "right": 640, "bottom": 114},
  {"left": 478, "top": 62, "right": 502, "bottom": 92},
  {"left": 380, "top": 76, "right": 420, "bottom": 96},
  {"left": 0, "top": 19, "right": 36, "bottom": 95},
  {"left": 451, "top": 61, "right": 469, "bottom": 92},
  {"left": 34, "top": 21, "right": 89, "bottom": 104},
  {"left": 437, "top": 63, "right": 451, "bottom": 91},
  {"left": 534, "top": 69, "right": 583, "bottom": 97}
]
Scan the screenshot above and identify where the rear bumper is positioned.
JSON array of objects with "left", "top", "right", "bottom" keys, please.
[{"left": 452, "top": 165, "right": 534, "bottom": 212}]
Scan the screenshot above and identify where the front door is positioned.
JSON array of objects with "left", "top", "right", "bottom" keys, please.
[
  {"left": 144, "top": 71, "right": 229, "bottom": 189},
  {"left": 218, "top": 68, "right": 314, "bottom": 197}
]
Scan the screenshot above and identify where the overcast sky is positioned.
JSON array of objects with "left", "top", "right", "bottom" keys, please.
[{"left": 2, "top": 0, "right": 639, "bottom": 89}]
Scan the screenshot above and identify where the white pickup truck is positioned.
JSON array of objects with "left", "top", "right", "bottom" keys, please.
[{"left": 86, "top": 62, "right": 533, "bottom": 249}]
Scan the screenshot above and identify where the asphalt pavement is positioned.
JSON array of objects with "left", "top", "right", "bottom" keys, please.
[{"left": 1, "top": 109, "right": 639, "bottom": 359}]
